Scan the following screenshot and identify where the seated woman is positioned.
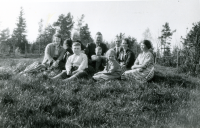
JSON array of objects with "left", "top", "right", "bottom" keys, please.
[
  {"left": 121, "top": 40, "right": 154, "bottom": 83},
  {"left": 51, "top": 41, "right": 95, "bottom": 82},
  {"left": 59, "top": 38, "right": 73, "bottom": 70},
  {"left": 42, "top": 33, "right": 66, "bottom": 70},
  {"left": 93, "top": 49, "right": 121, "bottom": 81},
  {"left": 20, "top": 34, "right": 65, "bottom": 75},
  {"left": 117, "top": 38, "right": 135, "bottom": 74}
]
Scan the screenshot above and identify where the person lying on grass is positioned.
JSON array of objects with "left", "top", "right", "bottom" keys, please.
[
  {"left": 51, "top": 41, "right": 95, "bottom": 82},
  {"left": 93, "top": 49, "right": 122, "bottom": 81}
]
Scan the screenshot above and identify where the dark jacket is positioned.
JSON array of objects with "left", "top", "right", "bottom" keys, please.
[
  {"left": 117, "top": 48, "right": 135, "bottom": 69},
  {"left": 85, "top": 42, "right": 108, "bottom": 60},
  {"left": 113, "top": 46, "right": 123, "bottom": 59}
]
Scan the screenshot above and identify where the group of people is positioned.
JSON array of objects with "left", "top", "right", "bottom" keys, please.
[{"left": 21, "top": 31, "right": 155, "bottom": 83}]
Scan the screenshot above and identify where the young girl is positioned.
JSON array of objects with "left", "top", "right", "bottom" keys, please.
[{"left": 93, "top": 49, "right": 122, "bottom": 81}]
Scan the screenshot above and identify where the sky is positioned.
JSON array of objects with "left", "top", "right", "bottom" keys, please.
[{"left": 0, "top": 0, "right": 200, "bottom": 49}]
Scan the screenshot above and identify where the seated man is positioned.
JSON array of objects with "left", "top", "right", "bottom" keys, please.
[
  {"left": 51, "top": 41, "right": 95, "bottom": 82},
  {"left": 113, "top": 37, "right": 123, "bottom": 59},
  {"left": 85, "top": 32, "right": 108, "bottom": 71}
]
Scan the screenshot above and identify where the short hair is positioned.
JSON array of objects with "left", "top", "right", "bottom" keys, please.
[
  {"left": 52, "top": 33, "right": 63, "bottom": 44},
  {"left": 106, "top": 49, "right": 116, "bottom": 58},
  {"left": 53, "top": 33, "right": 62, "bottom": 38},
  {"left": 122, "top": 38, "right": 130, "bottom": 47},
  {"left": 72, "top": 42, "right": 81, "bottom": 47},
  {"left": 95, "top": 46, "right": 102, "bottom": 51},
  {"left": 75, "top": 40, "right": 82, "bottom": 44},
  {"left": 143, "top": 40, "right": 152, "bottom": 49},
  {"left": 63, "top": 38, "right": 72, "bottom": 47},
  {"left": 96, "top": 32, "right": 102, "bottom": 36}
]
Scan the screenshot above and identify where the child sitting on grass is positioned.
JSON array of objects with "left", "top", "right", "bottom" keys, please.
[
  {"left": 51, "top": 41, "right": 95, "bottom": 82},
  {"left": 91, "top": 46, "right": 103, "bottom": 72},
  {"left": 93, "top": 49, "right": 122, "bottom": 81}
]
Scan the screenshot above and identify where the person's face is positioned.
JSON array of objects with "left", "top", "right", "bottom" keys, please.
[
  {"left": 95, "top": 35, "right": 102, "bottom": 45},
  {"left": 122, "top": 40, "right": 128, "bottom": 50},
  {"left": 115, "top": 39, "right": 121, "bottom": 47},
  {"left": 53, "top": 37, "right": 61, "bottom": 46},
  {"left": 95, "top": 49, "right": 102, "bottom": 56},
  {"left": 108, "top": 54, "right": 115, "bottom": 61},
  {"left": 140, "top": 43, "right": 147, "bottom": 51},
  {"left": 63, "top": 42, "right": 69, "bottom": 49},
  {"left": 72, "top": 45, "right": 81, "bottom": 55}
]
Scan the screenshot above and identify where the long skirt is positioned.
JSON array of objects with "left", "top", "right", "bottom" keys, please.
[
  {"left": 123, "top": 67, "right": 154, "bottom": 82},
  {"left": 93, "top": 71, "right": 121, "bottom": 81}
]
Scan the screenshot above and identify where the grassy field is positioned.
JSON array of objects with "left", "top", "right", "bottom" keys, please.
[{"left": 0, "top": 58, "right": 200, "bottom": 128}]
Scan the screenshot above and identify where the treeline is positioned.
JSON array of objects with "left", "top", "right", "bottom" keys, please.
[{"left": 0, "top": 7, "right": 142, "bottom": 57}]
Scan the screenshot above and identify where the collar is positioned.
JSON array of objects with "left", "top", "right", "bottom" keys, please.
[{"left": 96, "top": 43, "right": 101, "bottom": 46}]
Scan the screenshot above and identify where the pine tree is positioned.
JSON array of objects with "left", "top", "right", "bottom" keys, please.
[
  {"left": 0, "top": 28, "right": 10, "bottom": 54},
  {"left": 80, "top": 24, "right": 92, "bottom": 46},
  {"left": 12, "top": 7, "right": 27, "bottom": 54},
  {"left": 38, "top": 19, "right": 43, "bottom": 55},
  {"left": 53, "top": 13, "right": 74, "bottom": 43},
  {"left": 35, "top": 25, "right": 55, "bottom": 53},
  {"left": 182, "top": 22, "right": 200, "bottom": 65},
  {"left": 143, "top": 28, "right": 152, "bottom": 41},
  {"left": 158, "top": 22, "right": 176, "bottom": 56}
]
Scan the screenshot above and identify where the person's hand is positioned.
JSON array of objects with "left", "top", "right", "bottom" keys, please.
[
  {"left": 66, "top": 70, "right": 71, "bottom": 75},
  {"left": 120, "top": 63, "right": 124, "bottom": 67},
  {"left": 91, "top": 55, "right": 98, "bottom": 61},
  {"left": 52, "top": 60, "right": 59, "bottom": 67},
  {"left": 131, "top": 65, "right": 136, "bottom": 70},
  {"left": 138, "top": 68, "right": 143, "bottom": 72},
  {"left": 72, "top": 70, "right": 78, "bottom": 75}
]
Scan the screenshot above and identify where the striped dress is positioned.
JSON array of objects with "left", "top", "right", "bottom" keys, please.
[{"left": 123, "top": 51, "right": 154, "bottom": 82}]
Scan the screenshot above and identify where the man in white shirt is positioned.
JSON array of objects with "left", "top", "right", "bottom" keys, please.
[{"left": 51, "top": 41, "right": 94, "bottom": 82}]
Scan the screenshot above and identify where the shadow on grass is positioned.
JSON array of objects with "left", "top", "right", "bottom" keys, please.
[{"left": 150, "top": 71, "right": 197, "bottom": 89}]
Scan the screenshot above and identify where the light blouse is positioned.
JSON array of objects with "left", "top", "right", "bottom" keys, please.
[{"left": 65, "top": 53, "right": 88, "bottom": 72}]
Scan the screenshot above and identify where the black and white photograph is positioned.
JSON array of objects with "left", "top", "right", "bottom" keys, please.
[{"left": 0, "top": 0, "right": 200, "bottom": 127}]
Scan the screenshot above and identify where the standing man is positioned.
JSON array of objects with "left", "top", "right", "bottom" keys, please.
[{"left": 85, "top": 32, "right": 108, "bottom": 71}]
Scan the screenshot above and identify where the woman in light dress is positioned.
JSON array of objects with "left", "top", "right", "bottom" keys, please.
[{"left": 121, "top": 40, "right": 154, "bottom": 82}]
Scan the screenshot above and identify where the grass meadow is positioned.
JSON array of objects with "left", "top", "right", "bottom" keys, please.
[{"left": 0, "top": 57, "right": 200, "bottom": 128}]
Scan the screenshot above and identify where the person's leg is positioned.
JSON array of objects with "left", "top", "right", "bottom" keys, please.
[
  {"left": 62, "top": 70, "right": 88, "bottom": 82},
  {"left": 95, "top": 58, "right": 102, "bottom": 72},
  {"left": 58, "top": 60, "right": 66, "bottom": 70},
  {"left": 51, "top": 71, "right": 68, "bottom": 79}
]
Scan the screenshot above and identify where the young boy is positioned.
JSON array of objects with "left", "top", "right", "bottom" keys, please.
[
  {"left": 91, "top": 46, "right": 103, "bottom": 72},
  {"left": 51, "top": 42, "right": 89, "bottom": 82}
]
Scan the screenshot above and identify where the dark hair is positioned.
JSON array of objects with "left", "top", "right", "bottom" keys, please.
[
  {"left": 96, "top": 32, "right": 102, "bottom": 36},
  {"left": 63, "top": 38, "right": 72, "bottom": 48},
  {"left": 143, "top": 40, "right": 152, "bottom": 49},
  {"left": 123, "top": 38, "right": 130, "bottom": 47},
  {"left": 74, "top": 40, "right": 82, "bottom": 44},
  {"left": 72, "top": 42, "right": 81, "bottom": 46}
]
